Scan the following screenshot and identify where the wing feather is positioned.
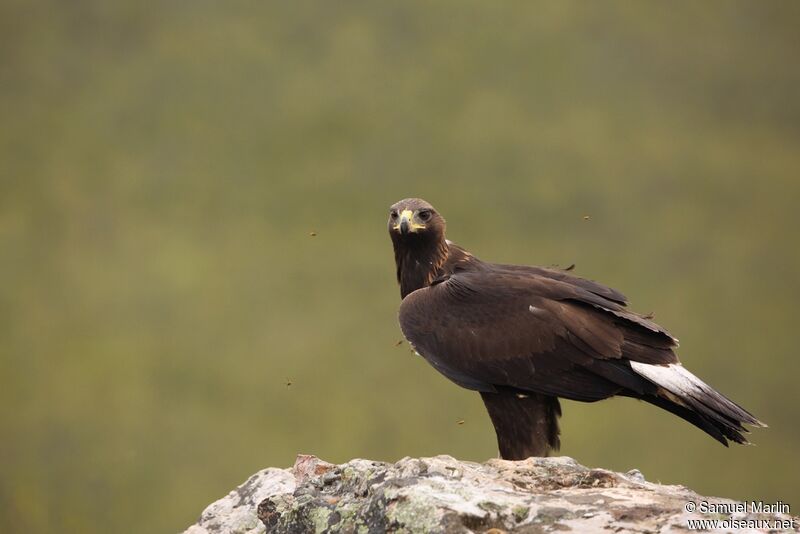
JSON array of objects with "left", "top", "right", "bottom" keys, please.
[{"left": 399, "top": 269, "right": 677, "bottom": 400}]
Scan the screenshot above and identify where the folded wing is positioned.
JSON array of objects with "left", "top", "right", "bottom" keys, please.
[{"left": 399, "top": 268, "right": 763, "bottom": 445}]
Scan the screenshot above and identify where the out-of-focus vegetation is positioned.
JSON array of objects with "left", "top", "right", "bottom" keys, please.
[{"left": 1, "top": 1, "right": 798, "bottom": 532}]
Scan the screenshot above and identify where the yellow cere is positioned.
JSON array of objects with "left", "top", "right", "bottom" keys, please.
[{"left": 394, "top": 209, "right": 427, "bottom": 232}]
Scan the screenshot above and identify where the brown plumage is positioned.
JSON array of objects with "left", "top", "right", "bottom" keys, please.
[{"left": 388, "top": 198, "right": 765, "bottom": 460}]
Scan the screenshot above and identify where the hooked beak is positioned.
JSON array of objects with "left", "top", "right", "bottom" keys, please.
[{"left": 394, "top": 209, "right": 425, "bottom": 235}]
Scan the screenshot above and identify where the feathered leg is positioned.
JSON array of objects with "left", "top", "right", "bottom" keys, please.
[{"left": 480, "top": 390, "right": 561, "bottom": 459}]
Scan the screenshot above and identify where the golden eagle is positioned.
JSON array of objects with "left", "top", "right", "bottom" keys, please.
[{"left": 388, "top": 198, "right": 764, "bottom": 459}]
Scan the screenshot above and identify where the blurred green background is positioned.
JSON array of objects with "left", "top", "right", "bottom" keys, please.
[{"left": 2, "top": 1, "right": 799, "bottom": 532}]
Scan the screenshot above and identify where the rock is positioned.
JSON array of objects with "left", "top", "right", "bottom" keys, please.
[
  {"left": 183, "top": 468, "right": 294, "bottom": 534},
  {"left": 182, "top": 454, "right": 798, "bottom": 533}
]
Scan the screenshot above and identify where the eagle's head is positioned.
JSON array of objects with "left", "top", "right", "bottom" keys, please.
[
  {"left": 387, "top": 198, "right": 446, "bottom": 242},
  {"left": 388, "top": 198, "right": 449, "bottom": 297}
]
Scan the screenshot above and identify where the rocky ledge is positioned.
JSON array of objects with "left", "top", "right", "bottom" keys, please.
[{"left": 183, "top": 454, "right": 797, "bottom": 533}]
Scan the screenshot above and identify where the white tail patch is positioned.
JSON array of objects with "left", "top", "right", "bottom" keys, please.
[
  {"left": 629, "top": 362, "right": 766, "bottom": 429},
  {"left": 629, "top": 361, "right": 709, "bottom": 401}
]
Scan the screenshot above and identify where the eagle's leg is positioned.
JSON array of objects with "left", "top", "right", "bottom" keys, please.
[{"left": 479, "top": 390, "right": 561, "bottom": 459}]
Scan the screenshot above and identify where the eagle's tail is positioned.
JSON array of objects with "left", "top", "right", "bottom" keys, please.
[
  {"left": 480, "top": 389, "right": 561, "bottom": 459},
  {"left": 629, "top": 361, "right": 766, "bottom": 445}
]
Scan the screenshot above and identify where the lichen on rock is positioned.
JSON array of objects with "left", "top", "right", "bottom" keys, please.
[{"left": 182, "top": 454, "right": 798, "bottom": 533}]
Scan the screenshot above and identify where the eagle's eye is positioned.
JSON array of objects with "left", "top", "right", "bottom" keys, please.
[
  {"left": 390, "top": 210, "right": 399, "bottom": 220},
  {"left": 418, "top": 210, "right": 432, "bottom": 222}
]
